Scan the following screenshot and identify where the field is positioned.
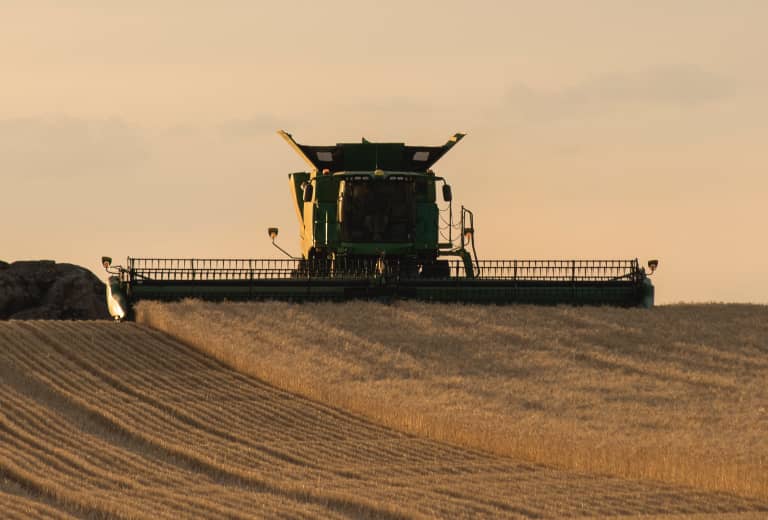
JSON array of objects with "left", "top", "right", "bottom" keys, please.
[
  {"left": 0, "top": 305, "right": 765, "bottom": 518},
  {"left": 136, "top": 301, "right": 768, "bottom": 501}
]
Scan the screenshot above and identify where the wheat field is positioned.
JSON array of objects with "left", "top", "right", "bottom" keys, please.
[
  {"left": 137, "top": 301, "right": 768, "bottom": 502},
  {"left": 1, "top": 319, "right": 766, "bottom": 518}
]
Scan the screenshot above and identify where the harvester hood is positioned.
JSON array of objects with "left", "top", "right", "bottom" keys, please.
[{"left": 278, "top": 130, "right": 465, "bottom": 173}]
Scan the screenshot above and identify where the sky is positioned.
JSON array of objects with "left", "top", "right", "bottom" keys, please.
[{"left": 2, "top": 1, "right": 767, "bottom": 304}]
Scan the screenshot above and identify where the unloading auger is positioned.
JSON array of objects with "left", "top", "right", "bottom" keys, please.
[{"left": 103, "top": 131, "right": 657, "bottom": 320}]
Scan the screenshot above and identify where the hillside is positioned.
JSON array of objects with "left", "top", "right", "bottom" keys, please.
[
  {"left": 5, "top": 321, "right": 766, "bottom": 518},
  {"left": 137, "top": 301, "right": 768, "bottom": 500}
]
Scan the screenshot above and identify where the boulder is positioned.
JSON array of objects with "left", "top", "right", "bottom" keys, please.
[{"left": 0, "top": 261, "right": 109, "bottom": 320}]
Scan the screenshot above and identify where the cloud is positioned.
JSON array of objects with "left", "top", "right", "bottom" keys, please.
[
  {"left": 503, "top": 65, "right": 732, "bottom": 122},
  {"left": 0, "top": 116, "right": 149, "bottom": 179}
]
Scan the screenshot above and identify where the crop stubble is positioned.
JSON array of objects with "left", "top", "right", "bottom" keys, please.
[{"left": 0, "top": 320, "right": 766, "bottom": 519}]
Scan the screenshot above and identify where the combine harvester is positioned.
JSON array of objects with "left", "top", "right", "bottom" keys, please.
[{"left": 103, "top": 131, "right": 657, "bottom": 320}]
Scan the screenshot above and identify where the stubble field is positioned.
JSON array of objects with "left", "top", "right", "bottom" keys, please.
[{"left": 0, "top": 301, "right": 766, "bottom": 518}]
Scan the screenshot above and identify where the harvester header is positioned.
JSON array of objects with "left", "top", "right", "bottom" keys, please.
[{"left": 103, "top": 131, "right": 656, "bottom": 321}]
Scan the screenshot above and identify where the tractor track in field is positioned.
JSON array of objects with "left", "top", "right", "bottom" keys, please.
[{"left": 0, "top": 321, "right": 766, "bottom": 519}]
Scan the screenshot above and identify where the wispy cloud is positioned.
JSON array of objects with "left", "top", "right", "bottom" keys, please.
[
  {"left": 503, "top": 65, "right": 732, "bottom": 122},
  {"left": 0, "top": 116, "right": 149, "bottom": 179}
]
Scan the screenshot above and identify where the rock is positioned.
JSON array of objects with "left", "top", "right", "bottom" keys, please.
[{"left": 0, "top": 261, "right": 109, "bottom": 320}]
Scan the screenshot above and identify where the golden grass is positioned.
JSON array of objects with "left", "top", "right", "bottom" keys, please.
[{"left": 137, "top": 300, "right": 768, "bottom": 500}]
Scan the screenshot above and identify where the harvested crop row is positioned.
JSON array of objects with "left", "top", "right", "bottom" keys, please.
[
  {"left": 0, "top": 479, "right": 80, "bottom": 520},
  {"left": 0, "top": 387, "right": 347, "bottom": 519},
  {"left": 0, "top": 324, "right": 401, "bottom": 519},
  {"left": 1, "top": 386, "right": 333, "bottom": 516},
  {"left": 1, "top": 321, "right": 766, "bottom": 519}
]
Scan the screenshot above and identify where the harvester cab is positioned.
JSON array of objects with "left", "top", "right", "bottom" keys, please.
[
  {"left": 102, "top": 130, "right": 656, "bottom": 320},
  {"left": 277, "top": 130, "right": 474, "bottom": 277}
]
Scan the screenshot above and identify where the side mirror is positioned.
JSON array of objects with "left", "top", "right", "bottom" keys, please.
[
  {"left": 268, "top": 227, "right": 279, "bottom": 240},
  {"left": 442, "top": 184, "right": 452, "bottom": 202},
  {"left": 303, "top": 183, "right": 314, "bottom": 202},
  {"left": 647, "top": 259, "right": 659, "bottom": 273},
  {"left": 101, "top": 256, "right": 112, "bottom": 269}
]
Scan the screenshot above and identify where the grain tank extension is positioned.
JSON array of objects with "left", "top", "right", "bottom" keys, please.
[{"left": 103, "top": 131, "right": 656, "bottom": 320}]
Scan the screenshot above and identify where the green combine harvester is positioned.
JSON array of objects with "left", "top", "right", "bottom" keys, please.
[{"left": 103, "top": 131, "right": 657, "bottom": 320}]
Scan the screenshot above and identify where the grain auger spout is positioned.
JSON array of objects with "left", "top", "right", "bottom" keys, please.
[{"left": 103, "top": 131, "right": 657, "bottom": 320}]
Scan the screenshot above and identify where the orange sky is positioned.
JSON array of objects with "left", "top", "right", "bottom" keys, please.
[{"left": 2, "top": 1, "right": 767, "bottom": 303}]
